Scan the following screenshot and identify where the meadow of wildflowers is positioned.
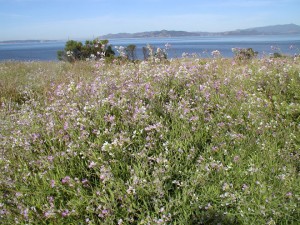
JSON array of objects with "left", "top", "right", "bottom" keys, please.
[{"left": 0, "top": 54, "right": 299, "bottom": 224}]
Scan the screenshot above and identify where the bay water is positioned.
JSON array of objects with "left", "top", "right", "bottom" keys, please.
[{"left": 0, "top": 35, "right": 299, "bottom": 61}]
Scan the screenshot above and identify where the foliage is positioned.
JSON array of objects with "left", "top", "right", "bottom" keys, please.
[
  {"left": 1, "top": 56, "right": 300, "bottom": 224},
  {"left": 125, "top": 44, "right": 137, "bottom": 61},
  {"left": 57, "top": 39, "right": 115, "bottom": 62},
  {"left": 142, "top": 44, "right": 168, "bottom": 62},
  {"left": 232, "top": 48, "right": 258, "bottom": 61},
  {"left": 271, "top": 52, "right": 288, "bottom": 58}
]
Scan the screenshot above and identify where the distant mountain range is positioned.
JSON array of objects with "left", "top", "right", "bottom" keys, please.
[{"left": 99, "top": 24, "right": 300, "bottom": 39}]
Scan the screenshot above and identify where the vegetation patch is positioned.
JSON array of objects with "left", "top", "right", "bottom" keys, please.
[{"left": 0, "top": 55, "right": 299, "bottom": 224}]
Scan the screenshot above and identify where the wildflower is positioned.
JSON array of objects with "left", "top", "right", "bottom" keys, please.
[
  {"left": 88, "top": 161, "right": 97, "bottom": 168},
  {"left": 90, "top": 54, "right": 96, "bottom": 60},
  {"left": 61, "top": 176, "right": 71, "bottom": 184},
  {"left": 102, "top": 209, "right": 109, "bottom": 215},
  {"left": 115, "top": 46, "right": 126, "bottom": 57},
  {"left": 50, "top": 180, "right": 55, "bottom": 188},
  {"left": 61, "top": 209, "right": 69, "bottom": 217},
  {"left": 242, "top": 184, "right": 249, "bottom": 191},
  {"left": 165, "top": 43, "right": 171, "bottom": 50},
  {"left": 199, "top": 84, "right": 205, "bottom": 91},
  {"left": 266, "top": 218, "right": 276, "bottom": 225},
  {"left": 222, "top": 183, "right": 230, "bottom": 191},
  {"left": 63, "top": 122, "right": 69, "bottom": 130},
  {"left": 205, "top": 203, "right": 212, "bottom": 210},
  {"left": 271, "top": 45, "right": 280, "bottom": 51},
  {"left": 182, "top": 52, "right": 189, "bottom": 58},
  {"left": 126, "top": 186, "right": 136, "bottom": 195},
  {"left": 31, "top": 133, "right": 40, "bottom": 142},
  {"left": 232, "top": 47, "right": 238, "bottom": 53},
  {"left": 211, "top": 146, "right": 218, "bottom": 152},
  {"left": 233, "top": 155, "right": 240, "bottom": 163},
  {"left": 48, "top": 155, "right": 54, "bottom": 162},
  {"left": 66, "top": 50, "right": 73, "bottom": 57},
  {"left": 21, "top": 208, "right": 29, "bottom": 220},
  {"left": 211, "top": 50, "right": 221, "bottom": 58},
  {"left": 98, "top": 209, "right": 109, "bottom": 218},
  {"left": 82, "top": 178, "right": 89, "bottom": 187},
  {"left": 47, "top": 196, "right": 54, "bottom": 204},
  {"left": 15, "top": 192, "right": 22, "bottom": 198},
  {"left": 189, "top": 116, "right": 199, "bottom": 122},
  {"left": 104, "top": 115, "right": 115, "bottom": 123},
  {"left": 44, "top": 210, "right": 55, "bottom": 218}
]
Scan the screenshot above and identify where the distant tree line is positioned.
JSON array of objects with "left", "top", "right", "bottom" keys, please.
[
  {"left": 57, "top": 39, "right": 168, "bottom": 63},
  {"left": 58, "top": 39, "right": 264, "bottom": 63}
]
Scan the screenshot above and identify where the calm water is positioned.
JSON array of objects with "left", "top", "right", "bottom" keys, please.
[{"left": 0, "top": 35, "right": 299, "bottom": 61}]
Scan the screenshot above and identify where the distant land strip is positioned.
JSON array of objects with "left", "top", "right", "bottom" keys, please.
[
  {"left": 1, "top": 24, "right": 300, "bottom": 43},
  {"left": 99, "top": 23, "right": 300, "bottom": 39}
]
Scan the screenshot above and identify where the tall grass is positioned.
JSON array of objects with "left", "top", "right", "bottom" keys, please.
[{"left": 0, "top": 56, "right": 299, "bottom": 224}]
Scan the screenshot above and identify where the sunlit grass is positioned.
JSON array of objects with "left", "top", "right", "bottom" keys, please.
[{"left": 0, "top": 56, "right": 299, "bottom": 224}]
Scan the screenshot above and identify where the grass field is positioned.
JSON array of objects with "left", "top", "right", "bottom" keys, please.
[{"left": 0, "top": 56, "right": 299, "bottom": 224}]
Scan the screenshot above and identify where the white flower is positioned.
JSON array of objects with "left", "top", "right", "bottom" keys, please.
[
  {"left": 88, "top": 161, "right": 97, "bottom": 168},
  {"left": 165, "top": 43, "right": 171, "bottom": 50},
  {"left": 66, "top": 51, "right": 73, "bottom": 57},
  {"left": 211, "top": 50, "right": 221, "bottom": 57},
  {"left": 182, "top": 52, "right": 189, "bottom": 58}
]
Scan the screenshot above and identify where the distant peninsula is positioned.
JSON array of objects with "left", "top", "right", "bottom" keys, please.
[{"left": 99, "top": 24, "right": 300, "bottom": 39}]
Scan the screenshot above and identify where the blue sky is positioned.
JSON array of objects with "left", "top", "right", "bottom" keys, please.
[{"left": 1, "top": 0, "right": 299, "bottom": 41}]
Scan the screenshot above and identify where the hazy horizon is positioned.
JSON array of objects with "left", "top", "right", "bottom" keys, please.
[{"left": 1, "top": 0, "right": 300, "bottom": 41}]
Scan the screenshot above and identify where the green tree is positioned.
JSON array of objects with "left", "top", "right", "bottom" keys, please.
[
  {"left": 57, "top": 39, "right": 115, "bottom": 62},
  {"left": 125, "top": 44, "right": 137, "bottom": 61},
  {"left": 233, "top": 48, "right": 258, "bottom": 61}
]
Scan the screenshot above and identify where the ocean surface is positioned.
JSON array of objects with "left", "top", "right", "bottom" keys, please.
[{"left": 0, "top": 35, "right": 299, "bottom": 61}]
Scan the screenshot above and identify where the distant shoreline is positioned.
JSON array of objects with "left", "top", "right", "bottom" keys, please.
[{"left": 99, "top": 24, "right": 300, "bottom": 39}]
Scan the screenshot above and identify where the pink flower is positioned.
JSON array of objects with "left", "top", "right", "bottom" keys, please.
[
  {"left": 50, "top": 180, "right": 55, "bottom": 188},
  {"left": 64, "top": 122, "right": 69, "bottom": 130},
  {"left": 61, "top": 209, "right": 69, "bottom": 217},
  {"left": 233, "top": 155, "right": 240, "bottom": 163},
  {"left": 48, "top": 156, "right": 54, "bottom": 162},
  {"left": 61, "top": 176, "right": 71, "bottom": 184}
]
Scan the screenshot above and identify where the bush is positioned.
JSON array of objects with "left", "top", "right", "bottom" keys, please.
[
  {"left": 232, "top": 48, "right": 258, "bottom": 61},
  {"left": 271, "top": 52, "right": 288, "bottom": 58},
  {"left": 125, "top": 44, "right": 137, "bottom": 61},
  {"left": 57, "top": 39, "right": 115, "bottom": 62}
]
